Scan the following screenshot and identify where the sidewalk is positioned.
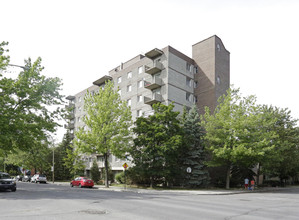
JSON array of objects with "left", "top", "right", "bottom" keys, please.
[{"left": 50, "top": 181, "right": 296, "bottom": 195}]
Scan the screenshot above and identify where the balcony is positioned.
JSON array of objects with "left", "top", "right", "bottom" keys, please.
[
  {"left": 144, "top": 93, "right": 162, "bottom": 105},
  {"left": 145, "top": 61, "right": 163, "bottom": 75},
  {"left": 145, "top": 48, "right": 163, "bottom": 59},
  {"left": 144, "top": 77, "right": 162, "bottom": 90},
  {"left": 66, "top": 95, "right": 75, "bottom": 101}
]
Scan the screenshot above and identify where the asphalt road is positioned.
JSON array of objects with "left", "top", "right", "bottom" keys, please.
[{"left": 1, "top": 182, "right": 299, "bottom": 219}]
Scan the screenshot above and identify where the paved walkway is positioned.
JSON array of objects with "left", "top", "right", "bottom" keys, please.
[{"left": 50, "top": 181, "right": 297, "bottom": 195}]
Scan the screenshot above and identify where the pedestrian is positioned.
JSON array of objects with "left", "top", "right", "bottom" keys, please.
[
  {"left": 244, "top": 178, "right": 249, "bottom": 190},
  {"left": 250, "top": 179, "right": 255, "bottom": 190}
]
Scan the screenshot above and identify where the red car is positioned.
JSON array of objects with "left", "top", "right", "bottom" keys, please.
[{"left": 70, "top": 177, "right": 94, "bottom": 188}]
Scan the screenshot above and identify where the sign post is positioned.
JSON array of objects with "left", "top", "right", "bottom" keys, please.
[{"left": 123, "top": 163, "right": 128, "bottom": 190}]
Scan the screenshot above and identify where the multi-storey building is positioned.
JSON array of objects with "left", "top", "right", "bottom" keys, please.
[{"left": 66, "top": 35, "right": 230, "bottom": 177}]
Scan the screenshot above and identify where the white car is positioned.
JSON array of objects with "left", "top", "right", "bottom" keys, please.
[{"left": 31, "top": 174, "right": 47, "bottom": 183}]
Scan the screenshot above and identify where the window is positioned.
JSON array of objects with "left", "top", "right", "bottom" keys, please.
[
  {"left": 97, "top": 156, "right": 103, "bottom": 162},
  {"left": 153, "top": 88, "right": 161, "bottom": 95},
  {"left": 137, "top": 95, "right": 143, "bottom": 102},
  {"left": 137, "top": 109, "right": 143, "bottom": 117},
  {"left": 127, "top": 85, "right": 132, "bottom": 92},
  {"left": 138, "top": 80, "right": 143, "bottom": 88},
  {"left": 194, "top": 95, "right": 198, "bottom": 103},
  {"left": 138, "top": 66, "right": 143, "bottom": 74},
  {"left": 217, "top": 44, "right": 221, "bottom": 51},
  {"left": 186, "top": 92, "right": 192, "bottom": 102},
  {"left": 186, "top": 63, "right": 192, "bottom": 72},
  {"left": 127, "top": 99, "right": 131, "bottom": 106},
  {"left": 117, "top": 76, "right": 122, "bottom": 83},
  {"left": 127, "top": 71, "right": 132, "bottom": 79},
  {"left": 194, "top": 81, "right": 198, "bottom": 88},
  {"left": 117, "top": 89, "right": 121, "bottom": 96},
  {"left": 186, "top": 77, "right": 192, "bottom": 87},
  {"left": 217, "top": 76, "right": 221, "bottom": 85},
  {"left": 78, "top": 117, "right": 81, "bottom": 122},
  {"left": 194, "top": 66, "right": 198, "bottom": 74},
  {"left": 78, "top": 96, "right": 82, "bottom": 102}
]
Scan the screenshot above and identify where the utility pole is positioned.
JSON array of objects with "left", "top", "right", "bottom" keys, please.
[{"left": 52, "top": 147, "right": 55, "bottom": 183}]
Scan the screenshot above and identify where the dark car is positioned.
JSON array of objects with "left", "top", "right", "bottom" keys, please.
[
  {"left": 0, "top": 172, "right": 17, "bottom": 192},
  {"left": 70, "top": 177, "right": 94, "bottom": 188}
]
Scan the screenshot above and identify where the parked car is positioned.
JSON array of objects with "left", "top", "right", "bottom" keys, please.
[
  {"left": 16, "top": 175, "right": 23, "bottom": 181},
  {"left": 22, "top": 175, "right": 31, "bottom": 182},
  {"left": 31, "top": 174, "right": 47, "bottom": 183},
  {"left": 0, "top": 172, "right": 17, "bottom": 192},
  {"left": 70, "top": 177, "right": 94, "bottom": 188}
]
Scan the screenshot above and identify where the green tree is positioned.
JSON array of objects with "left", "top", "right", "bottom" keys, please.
[
  {"left": 64, "top": 144, "right": 85, "bottom": 179},
  {"left": 260, "top": 106, "right": 299, "bottom": 185},
  {"left": 0, "top": 44, "right": 64, "bottom": 153},
  {"left": 6, "top": 139, "right": 51, "bottom": 174},
  {"left": 51, "top": 133, "right": 73, "bottom": 180},
  {"left": 181, "top": 105, "right": 209, "bottom": 188},
  {"left": 131, "top": 103, "right": 182, "bottom": 187},
  {"left": 74, "top": 80, "right": 132, "bottom": 187},
  {"left": 90, "top": 160, "right": 101, "bottom": 183},
  {"left": 0, "top": 41, "right": 9, "bottom": 71},
  {"left": 202, "top": 88, "right": 276, "bottom": 189}
]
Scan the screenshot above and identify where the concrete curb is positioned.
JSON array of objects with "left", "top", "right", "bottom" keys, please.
[{"left": 50, "top": 181, "right": 298, "bottom": 195}]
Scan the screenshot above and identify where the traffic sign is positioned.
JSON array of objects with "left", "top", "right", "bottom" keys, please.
[{"left": 123, "top": 163, "right": 128, "bottom": 169}]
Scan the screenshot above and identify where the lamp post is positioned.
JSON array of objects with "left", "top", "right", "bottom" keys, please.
[
  {"left": 7, "top": 64, "right": 28, "bottom": 70},
  {"left": 52, "top": 147, "right": 55, "bottom": 183}
]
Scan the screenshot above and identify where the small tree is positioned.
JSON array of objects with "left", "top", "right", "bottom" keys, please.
[
  {"left": 74, "top": 80, "right": 132, "bottom": 187},
  {"left": 64, "top": 144, "right": 85, "bottom": 179},
  {"left": 181, "top": 105, "right": 209, "bottom": 188},
  {"left": 90, "top": 160, "right": 101, "bottom": 184},
  {"left": 131, "top": 103, "right": 182, "bottom": 187}
]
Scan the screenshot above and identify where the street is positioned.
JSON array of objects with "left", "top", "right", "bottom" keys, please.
[{"left": 0, "top": 182, "right": 299, "bottom": 219}]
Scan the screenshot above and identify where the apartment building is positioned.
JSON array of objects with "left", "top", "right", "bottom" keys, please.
[{"left": 65, "top": 35, "right": 230, "bottom": 176}]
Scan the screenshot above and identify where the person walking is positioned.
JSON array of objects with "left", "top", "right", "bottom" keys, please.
[
  {"left": 244, "top": 178, "right": 249, "bottom": 190},
  {"left": 250, "top": 179, "right": 255, "bottom": 190}
]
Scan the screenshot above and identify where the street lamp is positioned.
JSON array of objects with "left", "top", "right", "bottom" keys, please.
[
  {"left": 7, "top": 64, "right": 29, "bottom": 70},
  {"left": 49, "top": 137, "right": 56, "bottom": 184}
]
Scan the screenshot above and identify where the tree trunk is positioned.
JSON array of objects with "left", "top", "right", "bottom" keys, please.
[
  {"left": 256, "top": 163, "right": 261, "bottom": 186},
  {"left": 226, "top": 165, "right": 231, "bottom": 189},
  {"left": 104, "top": 152, "right": 109, "bottom": 188}
]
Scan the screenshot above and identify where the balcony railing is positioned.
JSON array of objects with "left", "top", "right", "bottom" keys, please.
[
  {"left": 144, "top": 93, "right": 162, "bottom": 105},
  {"left": 144, "top": 77, "right": 162, "bottom": 90},
  {"left": 145, "top": 61, "right": 163, "bottom": 75}
]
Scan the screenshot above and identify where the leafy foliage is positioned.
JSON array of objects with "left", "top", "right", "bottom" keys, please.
[
  {"left": 74, "top": 80, "right": 132, "bottom": 187},
  {"left": 90, "top": 160, "right": 101, "bottom": 183},
  {"left": 202, "top": 88, "right": 277, "bottom": 189},
  {"left": 6, "top": 139, "right": 51, "bottom": 174},
  {"left": 51, "top": 133, "right": 73, "bottom": 180},
  {"left": 64, "top": 144, "right": 85, "bottom": 179},
  {"left": 0, "top": 43, "right": 64, "bottom": 153},
  {"left": 260, "top": 106, "right": 299, "bottom": 182},
  {"left": 180, "top": 105, "right": 209, "bottom": 187},
  {"left": 131, "top": 103, "right": 182, "bottom": 187}
]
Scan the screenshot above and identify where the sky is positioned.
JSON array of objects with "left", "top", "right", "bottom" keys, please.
[{"left": 2, "top": 0, "right": 299, "bottom": 142}]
